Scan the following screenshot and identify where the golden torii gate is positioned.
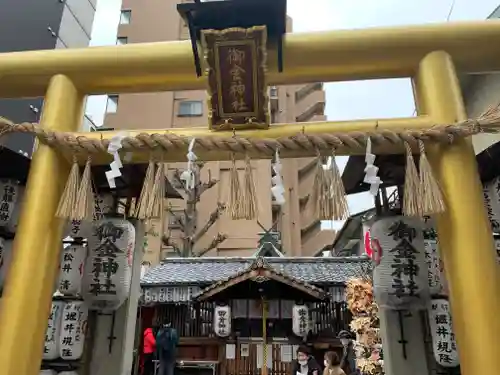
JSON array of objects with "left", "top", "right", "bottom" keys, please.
[{"left": 0, "top": 20, "right": 499, "bottom": 375}]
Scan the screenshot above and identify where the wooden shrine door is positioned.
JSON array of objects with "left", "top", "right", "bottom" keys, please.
[{"left": 224, "top": 341, "right": 295, "bottom": 375}]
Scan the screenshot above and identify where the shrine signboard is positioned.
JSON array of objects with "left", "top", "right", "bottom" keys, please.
[{"left": 202, "top": 26, "right": 270, "bottom": 131}]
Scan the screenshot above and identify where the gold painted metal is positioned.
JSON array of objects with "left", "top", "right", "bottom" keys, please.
[
  {"left": 414, "top": 51, "right": 500, "bottom": 375},
  {"left": 0, "top": 75, "right": 84, "bottom": 375},
  {"left": 68, "top": 116, "right": 432, "bottom": 164},
  {"left": 202, "top": 26, "right": 270, "bottom": 131},
  {"left": 2, "top": 21, "right": 500, "bottom": 97}
]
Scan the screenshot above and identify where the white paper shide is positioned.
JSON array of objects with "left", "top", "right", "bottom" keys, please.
[
  {"left": 59, "top": 301, "right": 88, "bottom": 360},
  {"left": 292, "top": 304, "right": 309, "bottom": 337},
  {"left": 372, "top": 217, "right": 430, "bottom": 310},
  {"left": 58, "top": 244, "right": 88, "bottom": 296},
  {"left": 428, "top": 298, "right": 459, "bottom": 367},
  {"left": 44, "top": 301, "right": 65, "bottom": 360},
  {"left": 214, "top": 305, "right": 231, "bottom": 337},
  {"left": 83, "top": 218, "right": 135, "bottom": 311}
]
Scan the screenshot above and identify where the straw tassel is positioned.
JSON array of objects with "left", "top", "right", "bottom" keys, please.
[
  {"left": 229, "top": 154, "right": 243, "bottom": 220},
  {"left": 312, "top": 155, "right": 332, "bottom": 220},
  {"left": 241, "top": 154, "right": 258, "bottom": 220},
  {"left": 73, "top": 156, "right": 95, "bottom": 221},
  {"left": 55, "top": 155, "right": 81, "bottom": 219},
  {"left": 402, "top": 142, "right": 421, "bottom": 217},
  {"left": 329, "top": 151, "right": 350, "bottom": 220},
  {"left": 135, "top": 158, "right": 155, "bottom": 219},
  {"left": 418, "top": 140, "right": 445, "bottom": 215},
  {"left": 147, "top": 161, "right": 166, "bottom": 220}
]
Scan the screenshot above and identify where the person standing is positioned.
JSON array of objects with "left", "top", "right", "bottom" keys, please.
[
  {"left": 143, "top": 326, "right": 157, "bottom": 375},
  {"left": 156, "top": 323, "right": 179, "bottom": 375},
  {"left": 291, "top": 346, "right": 321, "bottom": 375},
  {"left": 323, "top": 351, "right": 346, "bottom": 375}
]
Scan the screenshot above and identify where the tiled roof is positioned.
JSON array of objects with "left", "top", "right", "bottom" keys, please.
[{"left": 141, "top": 256, "right": 371, "bottom": 286}]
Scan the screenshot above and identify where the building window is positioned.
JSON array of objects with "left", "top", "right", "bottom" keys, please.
[
  {"left": 116, "top": 37, "right": 128, "bottom": 45},
  {"left": 120, "top": 10, "right": 131, "bottom": 25},
  {"left": 178, "top": 100, "right": 203, "bottom": 117},
  {"left": 106, "top": 95, "right": 119, "bottom": 113}
]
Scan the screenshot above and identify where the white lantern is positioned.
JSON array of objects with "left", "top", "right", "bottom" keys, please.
[
  {"left": 43, "top": 301, "right": 65, "bottom": 360},
  {"left": 39, "top": 371, "right": 57, "bottom": 375},
  {"left": 57, "top": 244, "right": 88, "bottom": 296},
  {"left": 59, "top": 301, "right": 88, "bottom": 360},
  {"left": 59, "top": 372, "right": 79, "bottom": 375},
  {"left": 82, "top": 218, "right": 135, "bottom": 311},
  {"left": 428, "top": 298, "right": 459, "bottom": 367},
  {"left": 495, "top": 239, "right": 500, "bottom": 263},
  {"left": 64, "top": 219, "right": 90, "bottom": 240},
  {"left": 483, "top": 180, "right": 500, "bottom": 232},
  {"left": 424, "top": 239, "right": 447, "bottom": 296},
  {"left": 372, "top": 217, "right": 430, "bottom": 310},
  {"left": 0, "top": 237, "right": 13, "bottom": 290},
  {"left": 213, "top": 305, "right": 231, "bottom": 337},
  {"left": 0, "top": 179, "right": 23, "bottom": 229},
  {"left": 292, "top": 304, "right": 310, "bottom": 337}
]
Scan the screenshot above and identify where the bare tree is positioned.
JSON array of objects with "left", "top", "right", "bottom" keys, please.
[{"left": 162, "top": 162, "right": 227, "bottom": 257}]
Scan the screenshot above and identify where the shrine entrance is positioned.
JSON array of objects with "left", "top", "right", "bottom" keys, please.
[{"left": 0, "top": 1, "right": 499, "bottom": 374}]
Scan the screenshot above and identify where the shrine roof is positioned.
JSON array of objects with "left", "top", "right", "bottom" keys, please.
[{"left": 141, "top": 256, "right": 371, "bottom": 287}]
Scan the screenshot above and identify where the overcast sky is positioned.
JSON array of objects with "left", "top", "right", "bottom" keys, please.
[{"left": 86, "top": 0, "right": 500, "bottom": 230}]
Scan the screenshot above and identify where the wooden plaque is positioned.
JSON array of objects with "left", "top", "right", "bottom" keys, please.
[{"left": 202, "top": 26, "right": 270, "bottom": 131}]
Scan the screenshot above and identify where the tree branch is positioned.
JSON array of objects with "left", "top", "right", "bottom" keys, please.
[
  {"left": 196, "top": 233, "right": 228, "bottom": 257},
  {"left": 198, "top": 179, "right": 218, "bottom": 197},
  {"left": 167, "top": 206, "right": 185, "bottom": 231},
  {"left": 193, "top": 202, "right": 226, "bottom": 244},
  {"left": 161, "top": 235, "right": 182, "bottom": 257},
  {"left": 172, "top": 168, "right": 188, "bottom": 194}
]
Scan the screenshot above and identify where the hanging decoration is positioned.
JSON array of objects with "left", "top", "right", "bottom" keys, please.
[
  {"left": 312, "top": 155, "right": 331, "bottom": 221},
  {"left": 292, "top": 304, "right": 310, "bottom": 337},
  {"left": 271, "top": 149, "right": 285, "bottom": 205},
  {"left": 214, "top": 305, "right": 231, "bottom": 337},
  {"left": 346, "top": 278, "right": 384, "bottom": 375},
  {"left": 57, "top": 243, "right": 87, "bottom": 296},
  {"left": 402, "top": 142, "right": 420, "bottom": 217},
  {"left": 329, "top": 150, "right": 349, "bottom": 220},
  {"left": 241, "top": 154, "right": 258, "bottom": 220},
  {"left": 0, "top": 237, "right": 13, "bottom": 290},
  {"left": 418, "top": 140, "right": 445, "bottom": 215},
  {"left": 0, "top": 179, "right": 23, "bottom": 229},
  {"left": 427, "top": 298, "right": 459, "bottom": 368},
  {"left": 363, "top": 138, "right": 382, "bottom": 196},
  {"left": 59, "top": 301, "right": 88, "bottom": 360},
  {"left": 83, "top": 218, "right": 135, "bottom": 310},
  {"left": 362, "top": 221, "right": 382, "bottom": 266},
  {"left": 43, "top": 301, "right": 65, "bottom": 360},
  {"left": 228, "top": 154, "right": 243, "bottom": 220},
  {"left": 105, "top": 132, "right": 126, "bottom": 189},
  {"left": 180, "top": 138, "right": 197, "bottom": 191},
  {"left": 56, "top": 155, "right": 80, "bottom": 220},
  {"left": 372, "top": 216, "right": 430, "bottom": 310}
]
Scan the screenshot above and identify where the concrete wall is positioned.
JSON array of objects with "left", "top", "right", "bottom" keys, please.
[{"left": 0, "top": 0, "right": 96, "bottom": 156}]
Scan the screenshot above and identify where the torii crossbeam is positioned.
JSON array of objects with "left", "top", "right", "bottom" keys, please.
[{"left": 0, "top": 20, "right": 499, "bottom": 375}]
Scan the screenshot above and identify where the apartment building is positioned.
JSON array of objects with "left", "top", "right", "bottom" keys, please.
[
  {"left": 0, "top": 0, "right": 97, "bottom": 155},
  {"left": 104, "top": 0, "right": 335, "bottom": 262}
]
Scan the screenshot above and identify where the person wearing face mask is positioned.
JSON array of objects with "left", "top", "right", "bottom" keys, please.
[
  {"left": 323, "top": 351, "right": 346, "bottom": 375},
  {"left": 337, "top": 331, "right": 357, "bottom": 375},
  {"left": 291, "top": 346, "right": 321, "bottom": 375}
]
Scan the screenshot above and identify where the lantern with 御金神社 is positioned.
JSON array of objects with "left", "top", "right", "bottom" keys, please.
[
  {"left": 371, "top": 216, "right": 430, "bottom": 310},
  {"left": 82, "top": 218, "right": 135, "bottom": 311},
  {"left": 214, "top": 305, "right": 231, "bottom": 337}
]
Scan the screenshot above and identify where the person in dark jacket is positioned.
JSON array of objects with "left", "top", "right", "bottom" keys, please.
[{"left": 291, "top": 345, "right": 321, "bottom": 375}]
